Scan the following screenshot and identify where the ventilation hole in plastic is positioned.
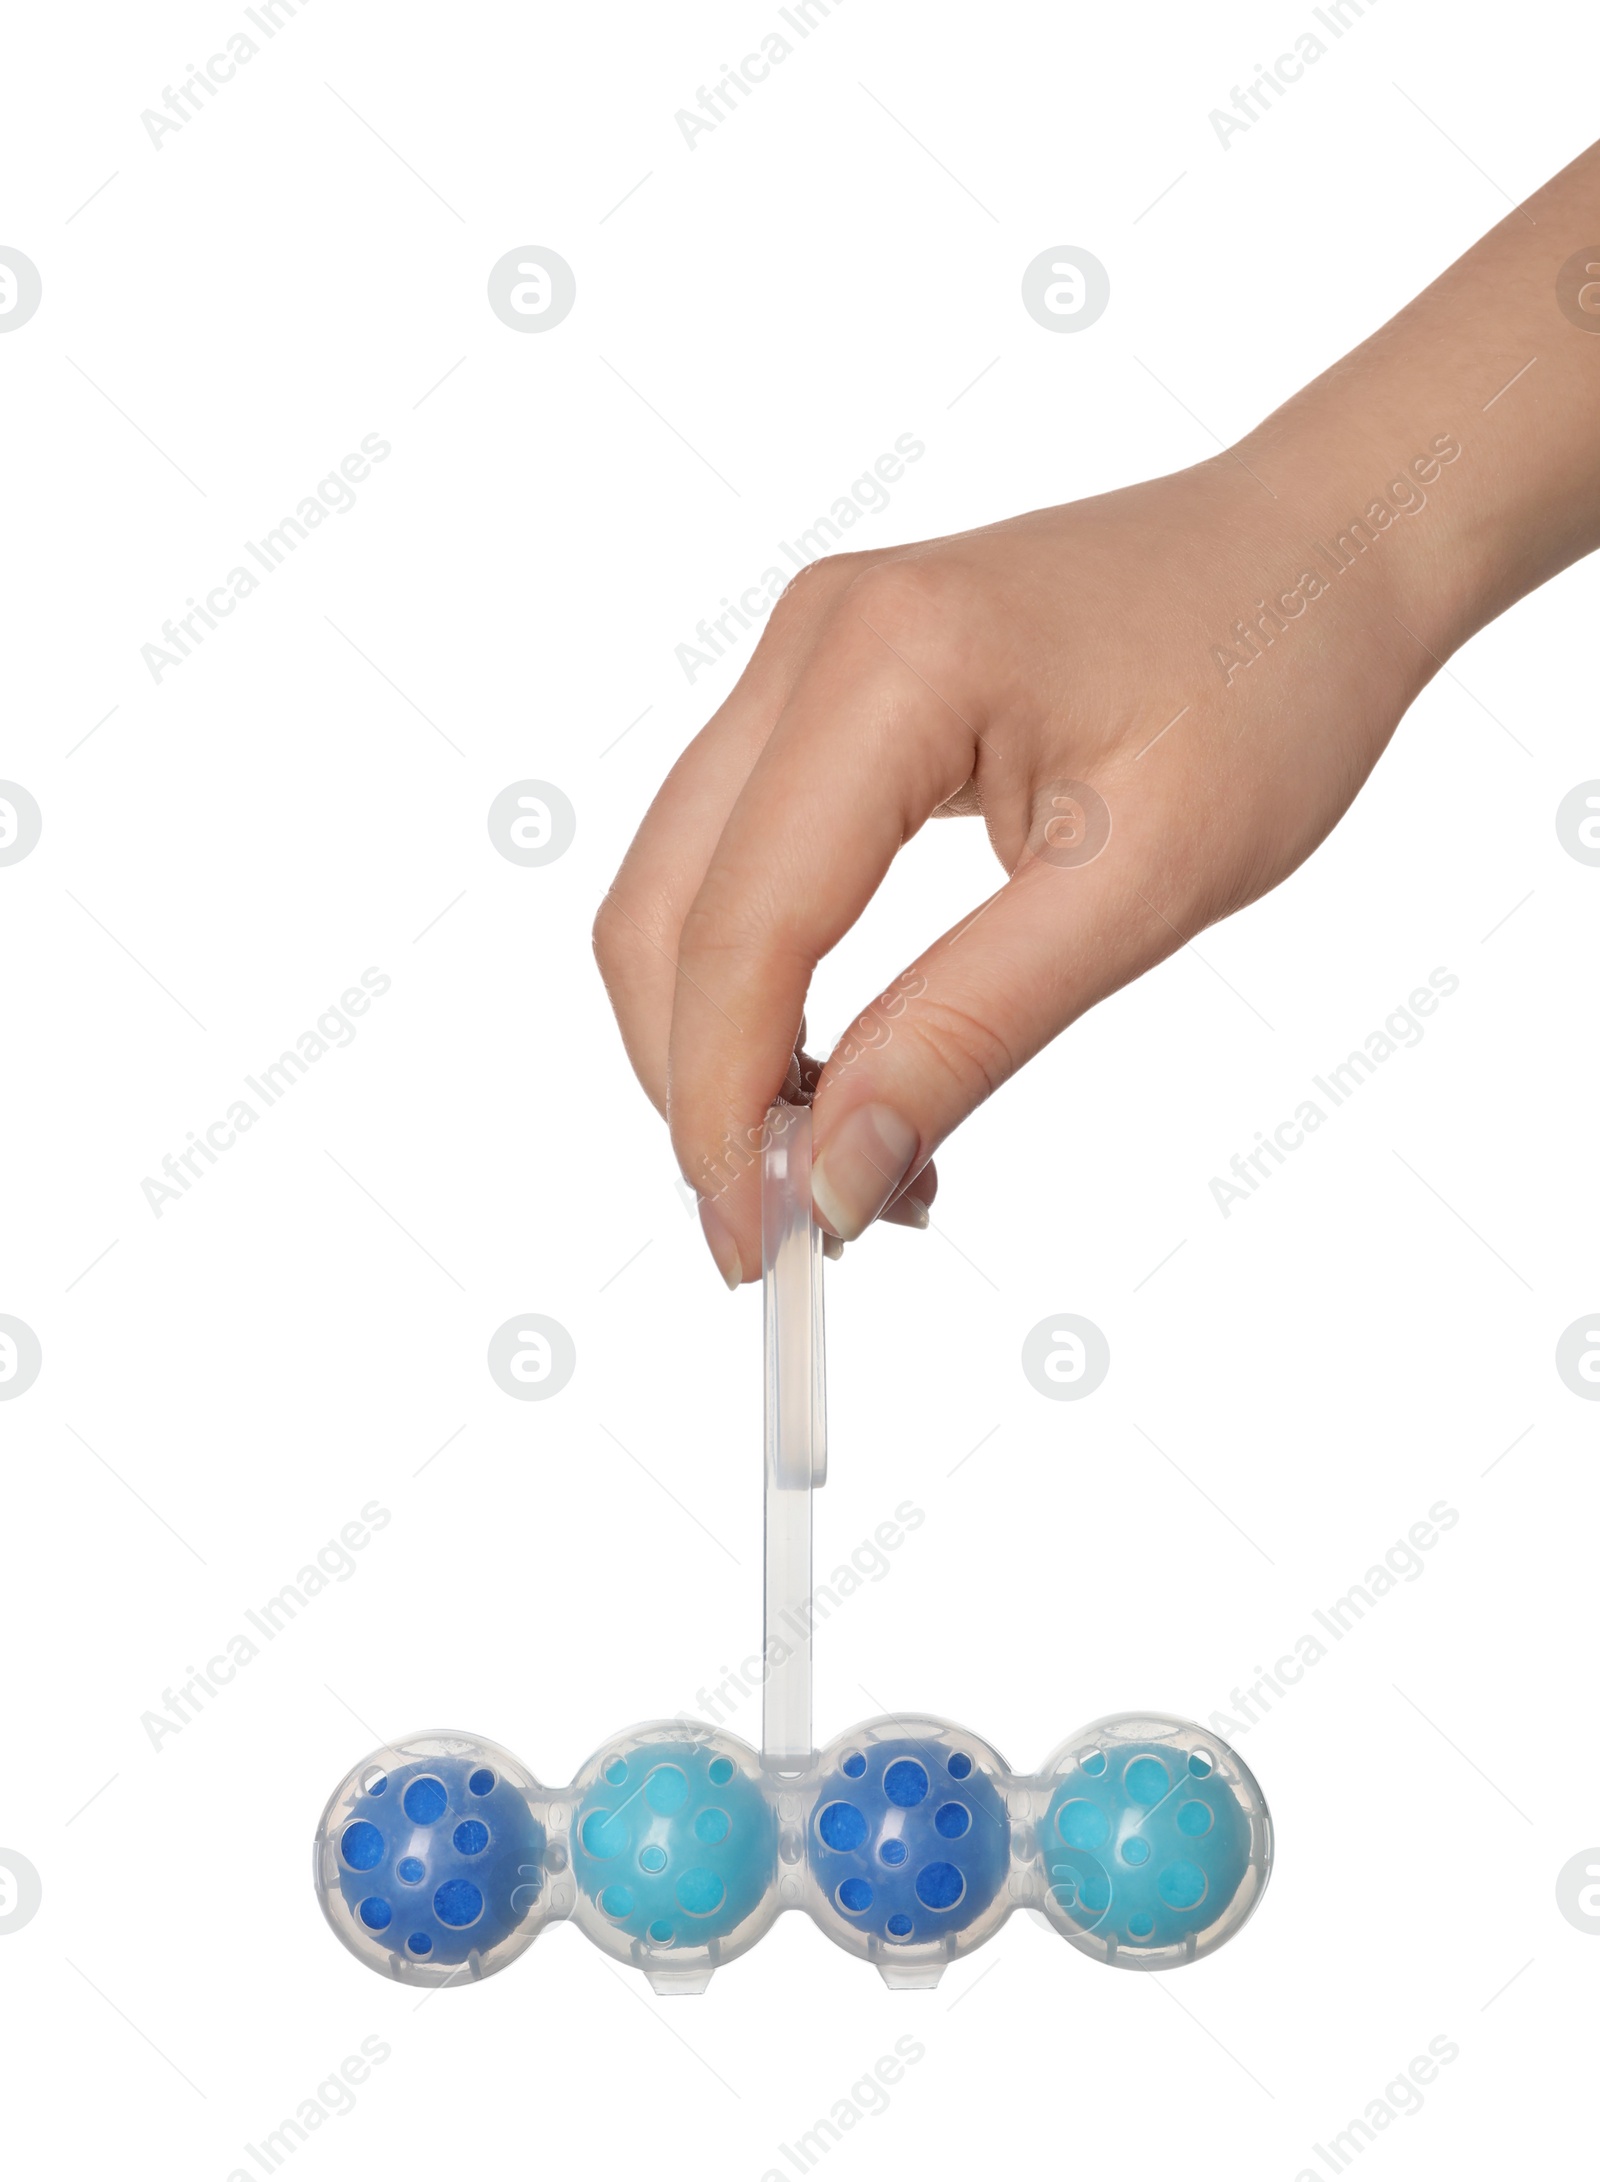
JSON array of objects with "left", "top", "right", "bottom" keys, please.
[
  {"left": 946, "top": 1751, "right": 973, "bottom": 1780},
  {"left": 402, "top": 1776, "right": 448, "bottom": 1826},
  {"left": 469, "top": 1768, "right": 495, "bottom": 1796},
  {"left": 599, "top": 1885, "right": 634, "bottom": 1920},
  {"left": 675, "top": 1868, "right": 725, "bottom": 1916},
  {"left": 819, "top": 1801, "right": 867, "bottom": 1852},
  {"left": 886, "top": 1913, "right": 913, "bottom": 1938},
  {"left": 604, "top": 1757, "right": 628, "bottom": 1785},
  {"left": 397, "top": 1857, "right": 425, "bottom": 1884},
  {"left": 362, "top": 1769, "right": 388, "bottom": 1796},
  {"left": 838, "top": 1877, "right": 873, "bottom": 1914},
  {"left": 644, "top": 1765, "right": 690, "bottom": 1816},
  {"left": 434, "top": 1879, "right": 484, "bottom": 1927},
  {"left": 1120, "top": 1836, "right": 1150, "bottom": 1866},
  {"left": 453, "top": 1820, "right": 488, "bottom": 1856},
  {"left": 934, "top": 1802, "right": 971, "bottom": 1839},
  {"left": 1080, "top": 1749, "right": 1107, "bottom": 1776},
  {"left": 1124, "top": 1756, "right": 1169, "bottom": 1806},
  {"left": 358, "top": 1897, "right": 392, "bottom": 1930},
  {"left": 581, "top": 1808, "right": 629, "bottom": 1860},
  {"left": 648, "top": 1919, "right": 673, "bottom": 1944},
  {"left": 1188, "top": 1751, "right": 1214, "bottom": 1778},
  {"left": 341, "top": 1821, "right": 385, "bottom": 1872},
  {"left": 1177, "top": 1800, "right": 1214, "bottom": 1837},
  {"left": 707, "top": 1756, "right": 734, "bottom": 1786},
  {"left": 880, "top": 1839, "right": 907, "bottom": 1866},
  {"left": 884, "top": 1759, "right": 929, "bottom": 1808},
  {"left": 842, "top": 1752, "right": 866, "bottom": 1778},
  {"left": 1157, "top": 1862, "right": 1207, "bottom": 1910},
  {"left": 915, "top": 1862, "right": 965, "bottom": 1911},
  {"left": 1128, "top": 1913, "right": 1155, "bottom": 1940},
  {"left": 1057, "top": 1800, "right": 1108, "bottom": 1851},
  {"left": 407, "top": 1931, "right": 432, "bottom": 1955},
  {"left": 639, "top": 1845, "right": 667, "bottom": 1873},
  {"left": 694, "top": 1808, "right": 729, "bottom": 1845}
]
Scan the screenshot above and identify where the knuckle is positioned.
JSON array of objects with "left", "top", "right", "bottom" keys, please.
[
  {"left": 591, "top": 890, "right": 653, "bottom": 991},
  {"left": 840, "top": 553, "right": 957, "bottom": 641},
  {"left": 679, "top": 883, "right": 804, "bottom": 977},
  {"left": 902, "top": 994, "right": 1016, "bottom": 1108},
  {"left": 767, "top": 549, "right": 876, "bottom": 632},
  {"left": 835, "top": 558, "right": 973, "bottom": 729},
  {"left": 590, "top": 894, "right": 625, "bottom": 976},
  {"left": 676, "top": 893, "right": 734, "bottom": 970},
  {"left": 590, "top": 899, "right": 619, "bottom": 976}
]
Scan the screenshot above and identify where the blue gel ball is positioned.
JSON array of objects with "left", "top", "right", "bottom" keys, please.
[
  {"left": 1043, "top": 1738, "right": 1252, "bottom": 1954},
  {"left": 810, "top": 1734, "right": 1009, "bottom": 1948},
  {"left": 327, "top": 1741, "right": 545, "bottom": 1971},
  {"left": 572, "top": 1737, "right": 775, "bottom": 1952}
]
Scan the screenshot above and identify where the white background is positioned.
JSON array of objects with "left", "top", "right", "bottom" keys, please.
[{"left": 2, "top": 1, "right": 1597, "bottom": 2175}]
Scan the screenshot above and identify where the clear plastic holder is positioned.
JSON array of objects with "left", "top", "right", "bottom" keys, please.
[{"left": 761, "top": 1100, "right": 826, "bottom": 1772}]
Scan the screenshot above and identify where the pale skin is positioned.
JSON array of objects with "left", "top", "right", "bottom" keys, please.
[{"left": 595, "top": 141, "right": 1600, "bottom": 1285}]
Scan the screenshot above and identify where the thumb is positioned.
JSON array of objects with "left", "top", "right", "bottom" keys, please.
[{"left": 808, "top": 827, "right": 1179, "bottom": 1240}]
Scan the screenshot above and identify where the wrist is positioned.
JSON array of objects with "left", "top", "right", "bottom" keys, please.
[
  {"left": 1231, "top": 145, "right": 1600, "bottom": 669},
  {"left": 1237, "top": 403, "right": 1478, "bottom": 667}
]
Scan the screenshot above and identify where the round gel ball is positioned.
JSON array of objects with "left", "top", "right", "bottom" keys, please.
[
  {"left": 314, "top": 1732, "right": 548, "bottom": 1984},
  {"left": 571, "top": 1730, "right": 777, "bottom": 1965},
  {"left": 1039, "top": 1713, "right": 1271, "bottom": 1966},
  {"left": 809, "top": 1720, "right": 1011, "bottom": 1960}
]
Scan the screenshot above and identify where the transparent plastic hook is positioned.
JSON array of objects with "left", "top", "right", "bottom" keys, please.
[{"left": 761, "top": 1101, "right": 826, "bottom": 1772}]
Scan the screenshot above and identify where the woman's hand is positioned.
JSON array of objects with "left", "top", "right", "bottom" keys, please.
[{"left": 595, "top": 144, "right": 1600, "bottom": 1285}]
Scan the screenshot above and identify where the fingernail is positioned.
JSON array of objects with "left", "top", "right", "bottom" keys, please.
[
  {"left": 698, "top": 1198, "right": 744, "bottom": 1290},
  {"left": 880, "top": 1192, "right": 929, "bottom": 1231},
  {"left": 811, "top": 1104, "right": 920, "bottom": 1242},
  {"left": 822, "top": 1232, "right": 844, "bottom": 1261}
]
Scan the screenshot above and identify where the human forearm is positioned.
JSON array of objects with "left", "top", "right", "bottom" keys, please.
[{"left": 1235, "top": 136, "right": 1600, "bottom": 661}]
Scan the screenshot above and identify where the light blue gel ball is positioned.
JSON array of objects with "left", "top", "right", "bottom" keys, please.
[
  {"left": 572, "top": 1739, "right": 775, "bottom": 1950},
  {"left": 1043, "top": 1740, "right": 1252, "bottom": 1952}
]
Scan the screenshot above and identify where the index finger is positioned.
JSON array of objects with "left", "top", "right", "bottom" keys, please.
[
  {"left": 668, "top": 577, "right": 994, "bottom": 1268},
  {"left": 594, "top": 557, "right": 868, "bottom": 1115}
]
